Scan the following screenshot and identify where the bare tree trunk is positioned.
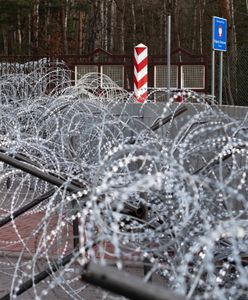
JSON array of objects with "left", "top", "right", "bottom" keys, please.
[
  {"left": 104, "top": 0, "right": 108, "bottom": 50},
  {"left": 2, "top": 28, "right": 8, "bottom": 55},
  {"left": 62, "top": 0, "right": 69, "bottom": 54},
  {"left": 173, "top": 0, "right": 181, "bottom": 62},
  {"left": 159, "top": 3, "right": 164, "bottom": 54},
  {"left": 229, "top": 0, "right": 237, "bottom": 57},
  {"left": 84, "top": 0, "right": 97, "bottom": 52},
  {"left": 120, "top": 0, "right": 126, "bottom": 53},
  {"left": 192, "top": 1, "right": 198, "bottom": 51},
  {"left": 199, "top": 0, "right": 206, "bottom": 55},
  {"left": 45, "top": 1, "right": 51, "bottom": 53},
  {"left": 17, "top": 11, "right": 22, "bottom": 52},
  {"left": 100, "top": 0, "right": 108, "bottom": 50},
  {"left": 217, "top": 0, "right": 230, "bottom": 20},
  {"left": 78, "top": 11, "right": 84, "bottom": 55},
  {"left": 109, "top": 0, "right": 116, "bottom": 51},
  {"left": 28, "top": 13, "right": 32, "bottom": 56},
  {"left": 100, "top": 0, "right": 104, "bottom": 48},
  {"left": 94, "top": 0, "right": 101, "bottom": 49},
  {"left": 141, "top": 1, "right": 147, "bottom": 44},
  {"left": 33, "top": 0, "right": 40, "bottom": 52},
  {"left": 131, "top": 0, "right": 136, "bottom": 47}
]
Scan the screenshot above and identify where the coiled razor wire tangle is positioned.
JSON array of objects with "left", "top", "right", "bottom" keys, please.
[{"left": 0, "top": 59, "right": 247, "bottom": 299}]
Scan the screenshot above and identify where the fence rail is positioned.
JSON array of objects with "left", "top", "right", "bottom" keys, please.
[{"left": 0, "top": 48, "right": 209, "bottom": 93}]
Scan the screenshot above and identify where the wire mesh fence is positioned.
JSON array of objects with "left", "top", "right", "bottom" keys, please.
[
  {"left": 223, "top": 46, "right": 248, "bottom": 106},
  {"left": 0, "top": 48, "right": 208, "bottom": 96}
]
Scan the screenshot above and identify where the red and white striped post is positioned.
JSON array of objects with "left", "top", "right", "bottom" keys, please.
[{"left": 134, "top": 43, "right": 148, "bottom": 103}]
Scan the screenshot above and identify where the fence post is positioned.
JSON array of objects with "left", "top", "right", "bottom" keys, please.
[{"left": 134, "top": 43, "right": 148, "bottom": 102}]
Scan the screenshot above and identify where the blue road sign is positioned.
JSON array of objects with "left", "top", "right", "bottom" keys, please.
[{"left": 212, "top": 16, "right": 227, "bottom": 51}]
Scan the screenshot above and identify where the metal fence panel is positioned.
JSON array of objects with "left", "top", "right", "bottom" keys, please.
[
  {"left": 154, "top": 65, "right": 178, "bottom": 88},
  {"left": 181, "top": 65, "right": 205, "bottom": 89},
  {"left": 101, "top": 65, "right": 124, "bottom": 88},
  {"left": 75, "top": 65, "right": 98, "bottom": 81}
]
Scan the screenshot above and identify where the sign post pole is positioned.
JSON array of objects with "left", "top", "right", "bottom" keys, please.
[
  {"left": 211, "top": 49, "right": 215, "bottom": 100},
  {"left": 212, "top": 16, "right": 227, "bottom": 106},
  {"left": 219, "top": 51, "right": 223, "bottom": 105},
  {"left": 167, "top": 15, "right": 171, "bottom": 102}
]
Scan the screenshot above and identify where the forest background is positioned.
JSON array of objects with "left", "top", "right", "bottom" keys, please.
[{"left": 0, "top": 0, "right": 247, "bottom": 105}]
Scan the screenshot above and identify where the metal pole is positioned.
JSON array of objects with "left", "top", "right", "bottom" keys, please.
[
  {"left": 1, "top": 249, "right": 80, "bottom": 300},
  {"left": 0, "top": 189, "right": 55, "bottom": 228},
  {"left": 211, "top": 49, "right": 215, "bottom": 101},
  {"left": 219, "top": 51, "right": 223, "bottom": 105},
  {"left": 82, "top": 262, "right": 186, "bottom": 300},
  {"left": 167, "top": 15, "right": 171, "bottom": 102},
  {"left": 150, "top": 106, "right": 187, "bottom": 131},
  {"left": 0, "top": 150, "right": 145, "bottom": 234},
  {"left": 0, "top": 150, "right": 84, "bottom": 193}
]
